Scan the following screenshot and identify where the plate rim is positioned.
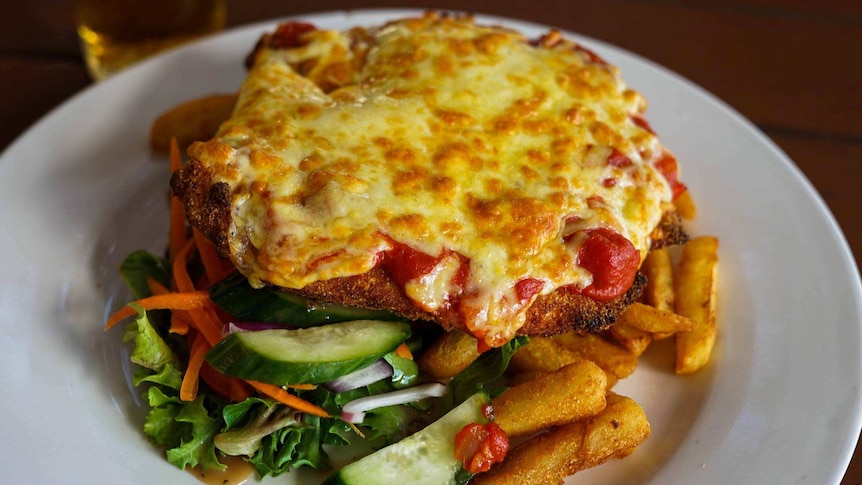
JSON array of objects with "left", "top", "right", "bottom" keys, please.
[{"left": 0, "top": 7, "right": 860, "bottom": 484}]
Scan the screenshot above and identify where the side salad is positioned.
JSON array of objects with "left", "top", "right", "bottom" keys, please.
[{"left": 108, "top": 229, "right": 522, "bottom": 484}]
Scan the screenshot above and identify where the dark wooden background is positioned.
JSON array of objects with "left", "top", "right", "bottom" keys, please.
[{"left": 1, "top": 0, "right": 859, "bottom": 482}]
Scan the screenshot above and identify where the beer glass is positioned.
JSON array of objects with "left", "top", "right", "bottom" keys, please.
[{"left": 75, "top": 0, "right": 227, "bottom": 80}]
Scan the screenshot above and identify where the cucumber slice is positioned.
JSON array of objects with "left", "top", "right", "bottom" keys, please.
[
  {"left": 205, "top": 320, "right": 411, "bottom": 385},
  {"left": 323, "top": 392, "right": 491, "bottom": 485},
  {"left": 209, "top": 273, "right": 403, "bottom": 327}
]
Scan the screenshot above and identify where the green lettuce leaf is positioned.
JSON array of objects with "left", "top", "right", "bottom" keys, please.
[
  {"left": 332, "top": 380, "right": 417, "bottom": 448},
  {"left": 248, "top": 414, "right": 333, "bottom": 476},
  {"left": 222, "top": 397, "right": 272, "bottom": 430},
  {"left": 124, "top": 305, "right": 224, "bottom": 471},
  {"left": 120, "top": 250, "right": 170, "bottom": 299},
  {"left": 216, "top": 398, "right": 300, "bottom": 457},
  {"left": 124, "top": 304, "right": 182, "bottom": 389},
  {"left": 165, "top": 396, "right": 226, "bottom": 471},
  {"left": 383, "top": 352, "right": 419, "bottom": 389},
  {"left": 143, "top": 387, "right": 186, "bottom": 448},
  {"left": 445, "top": 336, "right": 529, "bottom": 409},
  {"left": 361, "top": 404, "right": 413, "bottom": 448}
]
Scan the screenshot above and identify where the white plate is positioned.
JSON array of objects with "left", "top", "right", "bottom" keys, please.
[{"left": 1, "top": 9, "right": 860, "bottom": 485}]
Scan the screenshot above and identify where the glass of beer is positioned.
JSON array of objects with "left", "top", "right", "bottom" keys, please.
[{"left": 75, "top": 0, "right": 227, "bottom": 80}]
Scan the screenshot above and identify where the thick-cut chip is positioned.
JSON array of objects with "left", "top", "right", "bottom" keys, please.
[
  {"left": 417, "top": 329, "right": 480, "bottom": 380},
  {"left": 674, "top": 236, "right": 719, "bottom": 374},
  {"left": 472, "top": 393, "right": 650, "bottom": 485},
  {"left": 606, "top": 322, "right": 652, "bottom": 356},
  {"left": 617, "top": 302, "right": 695, "bottom": 335},
  {"left": 641, "top": 248, "right": 675, "bottom": 313},
  {"left": 150, "top": 93, "right": 237, "bottom": 152},
  {"left": 674, "top": 190, "right": 697, "bottom": 219},
  {"left": 508, "top": 337, "right": 581, "bottom": 375},
  {"left": 493, "top": 360, "right": 607, "bottom": 437},
  {"left": 552, "top": 332, "right": 638, "bottom": 380},
  {"left": 641, "top": 247, "right": 676, "bottom": 339}
]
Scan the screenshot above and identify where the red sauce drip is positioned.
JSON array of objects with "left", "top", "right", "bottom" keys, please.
[
  {"left": 607, "top": 148, "right": 633, "bottom": 167},
  {"left": 653, "top": 151, "right": 687, "bottom": 200},
  {"left": 454, "top": 422, "right": 509, "bottom": 474},
  {"left": 381, "top": 243, "right": 470, "bottom": 316},
  {"left": 473, "top": 338, "right": 491, "bottom": 354},
  {"left": 631, "top": 115, "right": 655, "bottom": 134},
  {"left": 452, "top": 254, "right": 471, "bottom": 292},
  {"left": 514, "top": 278, "right": 544, "bottom": 304},
  {"left": 382, "top": 242, "right": 444, "bottom": 287},
  {"left": 602, "top": 177, "right": 618, "bottom": 187},
  {"left": 576, "top": 227, "right": 640, "bottom": 302},
  {"left": 270, "top": 21, "right": 316, "bottom": 49}
]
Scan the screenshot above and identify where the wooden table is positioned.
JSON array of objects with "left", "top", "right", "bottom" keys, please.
[{"left": 2, "top": 0, "right": 859, "bottom": 482}]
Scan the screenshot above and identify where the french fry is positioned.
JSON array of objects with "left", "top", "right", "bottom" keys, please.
[
  {"left": 472, "top": 394, "right": 650, "bottom": 485},
  {"left": 674, "top": 236, "right": 719, "bottom": 374},
  {"left": 507, "top": 336, "right": 580, "bottom": 374},
  {"left": 617, "top": 302, "right": 696, "bottom": 335},
  {"left": 493, "top": 360, "right": 607, "bottom": 438},
  {"left": 606, "top": 322, "right": 652, "bottom": 356},
  {"left": 641, "top": 247, "right": 676, "bottom": 340},
  {"left": 674, "top": 190, "right": 697, "bottom": 219},
  {"left": 642, "top": 248, "right": 675, "bottom": 313},
  {"left": 551, "top": 332, "right": 638, "bottom": 380},
  {"left": 506, "top": 370, "right": 547, "bottom": 386},
  {"left": 417, "top": 329, "right": 480, "bottom": 379},
  {"left": 150, "top": 93, "right": 238, "bottom": 152}
]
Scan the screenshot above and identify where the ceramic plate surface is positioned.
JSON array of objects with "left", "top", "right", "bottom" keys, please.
[{"left": 1, "top": 9, "right": 859, "bottom": 485}]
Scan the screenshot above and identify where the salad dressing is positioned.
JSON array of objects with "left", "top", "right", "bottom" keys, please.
[{"left": 189, "top": 455, "right": 255, "bottom": 485}]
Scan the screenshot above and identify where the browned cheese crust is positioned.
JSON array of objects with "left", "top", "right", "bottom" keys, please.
[
  {"left": 171, "top": 160, "right": 682, "bottom": 336},
  {"left": 170, "top": 15, "right": 692, "bottom": 339}
]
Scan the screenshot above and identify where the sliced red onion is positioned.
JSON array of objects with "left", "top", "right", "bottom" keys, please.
[
  {"left": 323, "top": 359, "right": 394, "bottom": 393},
  {"left": 341, "top": 383, "right": 448, "bottom": 423}
]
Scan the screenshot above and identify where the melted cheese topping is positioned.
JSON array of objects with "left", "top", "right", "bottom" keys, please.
[{"left": 190, "top": 14, "right": 673, "bottom": 345}]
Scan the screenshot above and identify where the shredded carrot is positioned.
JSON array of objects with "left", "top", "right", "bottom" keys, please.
[
  {"left": 197, "top": 362, "right": 253, "bottom": 403},
  {"left": 169, "top": 199, "right": 187, "bottom": 264},
  {"left": 146, "top": 276, "right": 171, "bottom": 296},
  {"left": 168, "top": 137, "right": 184, "bottom": 261},
  {"left": 169, "top": 310, "right": 191, "bottom": 335},
  {"left": 198, "top": 362, "right": 233, "bottom": 400},
  {"left": 104, "top": 291, "right": 210, "bottom": 330},
  {"left": 287, "top": 383, "right": 317, "bottom": 391},
  {"left": 186, "top": 308, "right": 223, "bottom": 346},
  {"left": 169, "top": 137, "right": 182, "bottom": 173},
  {"left": 180, "top": 332, "right": 211, "bottom": 401},
  {"left": 247, "top": 380, "right": 331, "bottom": 418},
  {"left": 170, "top": 238, "right": 224, "bottom": 344},
  {"left": 193, "top": 228, "right": 228, "bottom": 286},
  {"left": 198, "top": 273, "right": 211, "bottom": 291},
  {"left": 168, "top": 138, "right": 188, "bottom": 262},
  {"left": 395, "top": 342, "right": 413, "bottom": 360},
  {"left": 173, "top": 238, "right": 197, "bottom": 293}
]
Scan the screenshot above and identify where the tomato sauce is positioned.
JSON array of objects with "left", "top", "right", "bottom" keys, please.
[
  {"left": 454, "top": 422, "right": 509, "bottom": 474},
  {"left": 382, "top": 242, "right": 445, "bottom": 287},
  {"left": 606, "top": 148, "right": 633, "bottom": 168},
  {"left": 576, "top": 227, "right": 640, "bottom": 301},
  {"left": 653, "top": 151, "right": 687, "bottom": 200},
  {"left": 514, "top": 278, "right": 544, "bottom": 304},
  {"left": 270, "top": 21, "right": 316, "bottom": 49}
]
